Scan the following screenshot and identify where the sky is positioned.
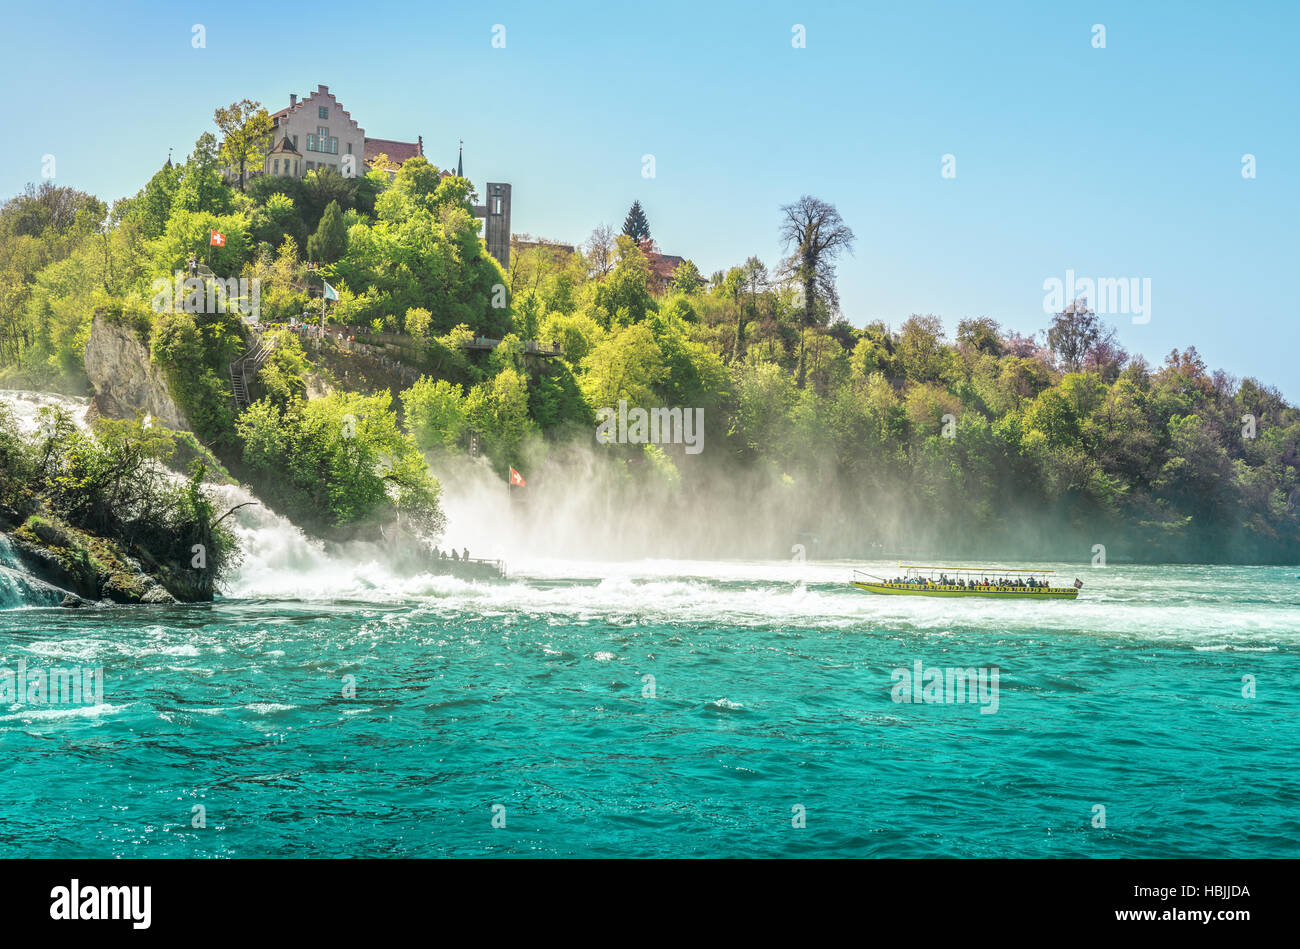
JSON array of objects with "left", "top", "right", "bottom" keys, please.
[{"left": 2, "top": 0, "right": 1296, "bottom": 398}]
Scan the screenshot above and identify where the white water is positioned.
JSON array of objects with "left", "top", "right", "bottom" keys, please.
[
  {"left": 2, "top": 390, "right": 1297, "bottom": 650},
  {"left": 0, "top": 389, "right": 93, "bottom": 434}
]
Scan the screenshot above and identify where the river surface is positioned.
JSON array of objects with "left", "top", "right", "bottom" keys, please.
[{"left": 2, "top": 552, "right": 1297, "bottom": 857}]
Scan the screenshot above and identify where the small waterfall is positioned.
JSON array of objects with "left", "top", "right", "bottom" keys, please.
[
  {"left": 0, "top": 533, "right": 65, "bottom": 609},
  {"left": 0, "top": 391, "right": 91, "bottom": 609}
]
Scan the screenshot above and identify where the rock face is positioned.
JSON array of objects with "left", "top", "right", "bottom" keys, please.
[
  {"left": 83, "top": 312, "right": 190, "bottom": 430},
  {"left": 7, "top": 517, "right": 184, "bottom": 605}
]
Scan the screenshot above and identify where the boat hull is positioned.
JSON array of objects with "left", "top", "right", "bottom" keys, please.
[{"left": 851, "top": 581, "right": 1077, "bottom": 599}]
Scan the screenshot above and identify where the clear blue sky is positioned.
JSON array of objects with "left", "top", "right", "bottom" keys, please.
[{"left": 3, "top": 0, "right": 1296, "bottom": 397}]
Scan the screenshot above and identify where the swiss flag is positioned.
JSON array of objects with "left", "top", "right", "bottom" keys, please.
[
  {"left": 509, "top": 466, "right": 526, "bottom": 487},
  {"left": 210, "top": 229, "right": 225, "bottom": 247}
]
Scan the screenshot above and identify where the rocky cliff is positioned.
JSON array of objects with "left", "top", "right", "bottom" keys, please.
[{"left": 83, "top": 311, "right": 190, "bottom": 430}]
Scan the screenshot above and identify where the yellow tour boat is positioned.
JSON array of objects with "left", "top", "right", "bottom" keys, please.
[{"left": 852, "top": 564, "right": 1082, "bottom": 599}]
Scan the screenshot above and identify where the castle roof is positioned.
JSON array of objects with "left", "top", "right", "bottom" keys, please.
[
  {"left": 363, "top": 136, "right": 424, "bottom": 165},
  {"left": 271, "top": 85, "right": 362, "bottom": 134},
  {"left": 269, "top": 136, "right": 301, "bottom": 156}
]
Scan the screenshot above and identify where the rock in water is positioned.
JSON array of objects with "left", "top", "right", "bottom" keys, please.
[{"left": 141, "top": 585, "right": 179, "bottom": 605}]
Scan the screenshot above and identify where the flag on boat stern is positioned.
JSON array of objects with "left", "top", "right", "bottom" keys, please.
[{"left": 1074, "top": 578, "right": 1084, "bottom": 588}]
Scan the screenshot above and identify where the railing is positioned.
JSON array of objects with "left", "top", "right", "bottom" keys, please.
[{"left": 228, "top": 333, "right": 276, "bottom": 410}]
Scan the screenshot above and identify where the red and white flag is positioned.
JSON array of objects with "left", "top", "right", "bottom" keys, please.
[
  {"left": 210, "top": 229, "right": 225, "bottom": 247},
  {"left": 509, "top": 466, "right": 526, "bottom": 487}
]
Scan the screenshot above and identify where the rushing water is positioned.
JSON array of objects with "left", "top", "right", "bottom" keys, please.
[
  {"left": 1, "top": 553, "right": 1297, "bottom": 858},
  {"left": 2, "top": 389, "right": 1298, "bottom": 857}
]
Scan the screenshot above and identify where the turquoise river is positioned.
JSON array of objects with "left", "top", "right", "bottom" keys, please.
[{"left": 2, "top": 549, "right": 1298, "bottom": 858}]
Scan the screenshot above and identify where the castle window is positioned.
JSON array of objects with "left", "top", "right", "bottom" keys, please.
[
  {"left": 318, "top": 106, "right": 328, "bottom": 119},
  {"left": 492, "top": 197, "right": 503, "bottom": 215},
  {"left": 273, "top": 159, "right": 279, "bottom": 174},
  {"left": 307, "top": 134, "right": 316, "bottom": 151},
  {"left": 291, "top": 134, "right": 298, "bottom": 150},
  {"left": 330, "top": 137, "right": 338, "bottom": 154},
  {"left": 347, "top": 143, "right": 352, "bottom": 154}
]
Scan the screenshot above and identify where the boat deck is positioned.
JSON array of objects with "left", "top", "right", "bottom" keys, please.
[{"left": 851, "top": 581, "right": 1077, "bottom": 599}]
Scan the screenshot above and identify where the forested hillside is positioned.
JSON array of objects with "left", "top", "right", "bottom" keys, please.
[{"left": 1, "top": 110, "right": 1296, "bottom": 563}]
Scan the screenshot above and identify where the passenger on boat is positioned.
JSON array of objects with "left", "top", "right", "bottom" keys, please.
[
  {"left": 462, "top": 548, "right": 470, "bottom": 561},
  {"left": 451, "top": 550, "right": 460, "bottom": 561}
]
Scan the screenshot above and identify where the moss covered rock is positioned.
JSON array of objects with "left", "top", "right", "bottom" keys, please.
[{"left": 10, "top": 513, "right": 182, "bottom": 604}]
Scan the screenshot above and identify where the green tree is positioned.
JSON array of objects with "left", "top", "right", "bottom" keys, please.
[
  {"left": 621, "top": 200, "right": 651, "bottom": 244},
  {"left": 213, "top": 99, "right": 272, "bottom": 192},
  {"left": 307, "top": 200, "right": 347, "bottom": 264},
  {"left": 578, "top": 323, "right": 665, "bottom": 410},
  {"left": 777, "top": 195, "right": 855, "bottom": 387},
  {"left": 1046, "top": 301, "right": 1101, "bottom": 371},
  {"left": 465, "top": 366, "right": 535, "bottom": 466},
  {"left": 402, "top": 377, "right": 468, "bottom": 451},
  {"left": 671, "top": 259, "right": 704, "bottom": 294}
]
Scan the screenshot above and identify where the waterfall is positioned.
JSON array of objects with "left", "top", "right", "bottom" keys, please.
[
  {"left": 0, "top": 388, "right": 465, "bottom": 605},
  {"left": 0, "top": 533, "right": 64, "bottom": 609}
]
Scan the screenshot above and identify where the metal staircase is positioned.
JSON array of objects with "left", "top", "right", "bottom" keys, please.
[{"left": 229, "top": 334, "right": 275, "bottom": 411}]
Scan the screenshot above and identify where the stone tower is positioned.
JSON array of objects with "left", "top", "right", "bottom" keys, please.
[{"left": 472, "top": 182, "right": 511, "bottom": 273}]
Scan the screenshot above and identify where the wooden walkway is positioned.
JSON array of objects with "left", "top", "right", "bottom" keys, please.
[{"left": 463, "top": 337, "right": 563, "bottom": 357}]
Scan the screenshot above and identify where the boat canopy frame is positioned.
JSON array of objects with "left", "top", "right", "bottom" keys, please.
[
  {"left": 896, "top": 563, "right": 1056, "bottom": 576},
  {"left": 852, "top": 564, "right": 1064, "bottom": 584}
]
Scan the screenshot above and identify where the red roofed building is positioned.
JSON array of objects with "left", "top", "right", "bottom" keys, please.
[
  {"left": 638, "top": 239, "right": 687, "bottom": 293},
  {"left": 363, "top": 136, "right": 424, "bottom": 169}
]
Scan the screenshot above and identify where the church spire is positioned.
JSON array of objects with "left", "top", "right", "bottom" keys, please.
[{"left": 457, "top": 140, "right": 463, "bottom": 177}]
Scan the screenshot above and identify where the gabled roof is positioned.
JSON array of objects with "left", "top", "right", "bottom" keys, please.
[
  {"left": 270, "top": 85, "right": 363, "bottom": 134},
  {"left": 364, "top": 137, "right": 423, "bottom": 165},
  {"left": 269, "top": 136, "right": 301, "bottom": 156}
]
